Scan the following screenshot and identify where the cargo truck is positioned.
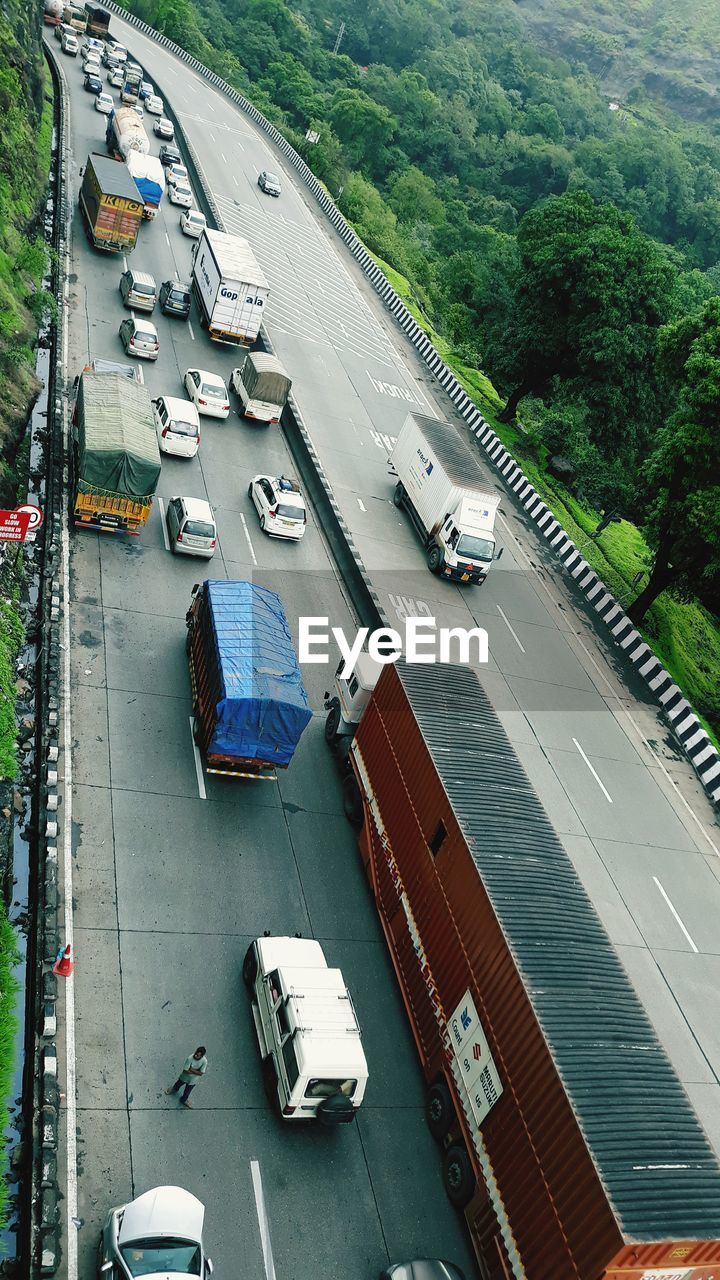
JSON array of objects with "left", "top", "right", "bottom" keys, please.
[
  {"left": 71, "top": 368, "right": 161, "bottom": 533},
  {"left": 63, "top": 4, "right": 87, "bottom": 29},
  {"left": 191, "top": 229, "right": 269, "bottom": 346},
  {"left": 120, "top": 62, "right": 143, "bottom": 106},
  {"left": 229, "top": 352, "right": 291, "bottom": 424},
  {"left": 125, "top": 152, "right": 165, "bottom": 219},
  {"left": 79, "top": 153, "right": 143, "bottom": 253},
  {"left": 185, "top": 580, "right": 312, "bottom": 779},
  {"left": 389, "top": 413, "right": 502, "bottom": 583},
  {"left": 325, "top": 658, "right": 720, "bottom": 1280},
  {"left": 106, "top": 108, "right": 150, "bottom": 162},
  {"left": 84, "top": 2, "right": 109, "bottom": 37}
]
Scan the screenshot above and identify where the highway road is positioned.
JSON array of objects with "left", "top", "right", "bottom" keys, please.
[{"left": 49, "top": 15, "right": 720, "bottom": 1279}]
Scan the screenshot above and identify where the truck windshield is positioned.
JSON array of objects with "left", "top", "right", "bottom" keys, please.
[
  {"left": 305, "top": 1078, "right": 356, "bottom": 1099},
  {"left": 120, "top": 1240, "right": 201, "bottom": 1277},
  {"left": 456, "top": 533, "right": 494, "bottom": 563}
]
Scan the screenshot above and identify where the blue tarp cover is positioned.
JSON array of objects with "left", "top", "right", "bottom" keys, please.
[{"left": 205, "top": 580, "right": 312, "bottom": 766}]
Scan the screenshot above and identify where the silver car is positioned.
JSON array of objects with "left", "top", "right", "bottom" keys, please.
[
  {"left": 166, "top": 496, "right": 217, "bottom": 558},
  {"left": 98, "top": 1185, "right": 214, "bottom": 1279}
]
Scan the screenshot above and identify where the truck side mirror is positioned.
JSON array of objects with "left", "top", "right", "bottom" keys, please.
[{"left": 496, "top": 547, "right": 504, "bottom": 560}]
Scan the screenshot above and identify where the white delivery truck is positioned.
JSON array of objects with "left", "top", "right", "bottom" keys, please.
[
  {"left": 389, "top": 413, "right": 503, "bottom": 583},
  {"left": 229, "top": 351, "right": 291, "bottom": 424},
  {"left": 242, "top": 934, "right": 368, "bottom": 1125},
  {"left": 191, "top": 228, "right": 269, "bottom": 346}
]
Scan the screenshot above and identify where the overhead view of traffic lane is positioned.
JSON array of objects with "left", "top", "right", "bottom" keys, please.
[{"left": 54, "top": 39, "right": 477, "bottom": 1280}]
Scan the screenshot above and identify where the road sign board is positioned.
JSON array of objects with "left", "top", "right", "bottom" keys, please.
[{"left": 0, "top": 509, "right": 33, "bottom": 542}]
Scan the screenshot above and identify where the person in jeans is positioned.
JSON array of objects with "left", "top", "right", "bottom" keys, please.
[{"left": 166, "top": 1046, "right": 208, "bottom": 1108}]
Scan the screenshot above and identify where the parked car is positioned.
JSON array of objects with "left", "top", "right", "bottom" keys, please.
[
  {"left": 166, "top": 497, "right": 217, "bottom": 558},
  {"left": 138, "top": 80, "right": 154, "bottom": 100},
  {"left": 119, "top": 316, "right": 159, "bottom": 361},
  {"left": 61, "top": 30, "right": 79, "bottom": 55},
  {"left": 83, "top": 71, "right": 103, "bottom": 95},
  {"left": 159, "top": 143, "right": 182, "bottom": 167},
  {"left": 180, "top": 208, "right": 206, "bottom": 239},
  {"left": 159, "top": 279, "right": 191, "bottom": 319},
  {"left": 153, "top": 116, "right": 174, "bottom": 140},
  {"left": 97, "top": 1186, "right": 214, "bottom": 1279},
  {"left": 167, "top": 163, "right": 189, "bottom": 186},
  {"left": 248, "top": 474, "right": 307, "bottom": 539},
  {"left": 145, "top": 94, "right": 163, "bottom": 115},
  {"left": 168, "top": 181, "right": 192, "bottom": 208},
  {"left": 119, "top": 269, "right": 157, "bottom": 313},
  {"left": 95, "top": 92, "right": 113, "bottom": 114},
  {"left": 108, "top": 66, "right": 124, "bottom": 87},
  {"left": 183, "top": 369, "right": 229, "bottom": 419},
  {"left": 152, "top": 396, "right": 200, "bottom": 458},
  {"left": 258, "top": 169, "right": 281, "bottom": 196}
]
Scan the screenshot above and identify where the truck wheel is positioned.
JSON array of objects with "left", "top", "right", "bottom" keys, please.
[
  {"left": 426, "top": 1078, "right": 453, "bottom": 1140},
  {"left": 324, "top": 699, "right": 341, "bottom": 744},
  {"left": 342, "top": 773, "right": 363, "bottom": 828},
  {"left": 393, "top": 483, "right": 404, "bottom": 509},
  {"left": 427, "top": 545, "right": 444, "bottom": 574},
  {"left": 242, "top": 943, "right": 257, "bottom": 987},
  {"left": 442, "top": 1143, "right": 475, "bottom": 1210}
]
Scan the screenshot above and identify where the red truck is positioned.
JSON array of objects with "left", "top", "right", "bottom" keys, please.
[{"left": 325, "top": 659, "right": 720, "bottom": 1280}]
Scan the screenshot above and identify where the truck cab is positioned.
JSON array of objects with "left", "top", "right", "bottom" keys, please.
[
  {"left": 324, "top": 652, "right": 382, "bottom": 744},
  {"left": 243, "top": 936, "right": 368, "bottom": 1125},
  {"left": 433, "top": 495, "right": 501, "bottom": 583}
]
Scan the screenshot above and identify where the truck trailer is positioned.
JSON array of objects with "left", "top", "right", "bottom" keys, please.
[
  {"left": 185, "top": 580, "right": 312, "bottom": 779},
  {"left": 389, "top": 413, "right": 502, "bottom": 582},
  {"left": 326, "top": 659, "right": 720, "bottom": 1280},
  {"left": 191, "top": 229, "right": 269, "bottom": 346},
  {"left": 125, "top": 152, "right": 165, "bottom": 219},
  {"left": 119, "top": 62, "right": 143, "bottom": 106},
  {"left": 106, "top": 108, "right": 150, "bottom": 162},
  {"left": 72, "top": 368, "right": 161, "bottom": 533},
  {"left": 79, "top": 153, "right": 143, "bottom": 253},
  {"left": 43, "top": 0, "right": 65, "bottom": 24},
  {"left": 229, "top": 351, "right": 291, "bottom": 424}
]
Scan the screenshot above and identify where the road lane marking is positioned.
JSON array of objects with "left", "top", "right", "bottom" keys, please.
[
  {"left": 165, "top": 231, "right": 170, "bottom": 247},
  {"left": 240, "top": 512, "right": 258, "bottom": 564},
  {"left": 357, "top": 498, "right": 366, "bottom": 512},
  {"left": 251, "top": 1160, "right": 277, "bottom": 1280},
  {"left": 188, "top": 321, "right": 195, "bottom": 341},
  {"left": 572, "top": 737, "right": 613, "bottom": 802},
  {"left": 157, "top": 497, "right": 169, "bottom": 551},
  {"left": 221, "top": 152, "right": 227, "bottom": 164},
  {"left": 189, "top": 716, "right": 207, "bottom": 800},
  {"left": 497, "top": 605, "right": 526, "bottom": 653},
  {"left": 233, "top": 174, "right": 239, "bottom": 185},
  {"left": 653, "top": 876, "right": 698, "bottom": 952}
]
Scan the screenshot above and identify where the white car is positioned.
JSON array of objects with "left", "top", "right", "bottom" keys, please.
[
  {"left": 108, "top": 66, "right": 124, "bottom": 87},
  {"left": 82, "top": 50, "right": 101, "bottom": 69},
  {"left": 167, "top": 162, "right": 189, "bottom": 186},
  {"left": 97, "top": 1186, "right": 214, "bottom": 1279},
  {"left": 153, "top": 116, "right": 175, "bottom": 139},
  {"left": 248, "top": 474, "right": 307, "bottom": 539},
  {"left": 152, "top": 395, "right": 200, "bottom": 458},
  {"left": 183, "top": 369, "right": 229, "bottom": 419},
  {"left": 132, "top": 102, "right": 145, "bottom": 119},
  {"left": 107, "top": 40, "right": 127, "bottom": 61},
  {"left": 180, "top": 208, "right": 206, "bottom": 238},
  {"left": 168, "top": 181, "right": 193, "bottom": 207},
  {"left": 95, "top": 92, "right": 113, "bottom": 114},
  {"left": 145, "top": 94, "right": 164, "bottom": 115}
]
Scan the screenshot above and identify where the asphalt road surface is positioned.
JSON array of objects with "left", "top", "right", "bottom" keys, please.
[{"left": 51, "top": 18, "right": 720, "bottom": 1280}]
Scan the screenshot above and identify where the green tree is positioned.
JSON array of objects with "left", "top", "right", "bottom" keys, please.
[
  {"left": 628, "top": 299, "right": 720, "bottom": 623},
  {"left": 328, "top": 88, "right": 396, "bottom": 174},
  {"left": 386, "top": 166, "right": 443, "bottom": 226}
]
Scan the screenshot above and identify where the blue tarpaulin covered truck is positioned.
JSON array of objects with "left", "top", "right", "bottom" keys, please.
[{"left": 186, "top": 580, "right": 312, "bottom": 779}]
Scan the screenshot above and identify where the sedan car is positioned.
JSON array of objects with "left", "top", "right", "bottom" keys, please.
[
  {"left": 167, "top": 162, "right": 188, "bottom": 186},
  {"left": 82, "top": 49, "right": 101, "bottom": 68},
  {"left": 152, "top": 396, "right": 200, "bottom": 458},
  {"left": 248, "top": 474, "right": 307, "bottom": 539},
  {"left": 180, "top": 208, "right": 206, "bottom": 239},
  {"left": 138, "top": 79, "right": 154, "bottom": 100},
  {"left": 108, "top": 66, "right": 124, "bottom": 87},
  {"left": 119, "top": 316, "right": 159, "bottom": 361},
  {"left": 166, "top": 497, "right": 217, "bottom": 558},
  {"left": 54, "top": 22, "right": 71, "bottom": 40},
  {"left": 168, "top": 181, "right": 193, "bottom": 207},
  {"left": 159, "top": 278, "right": 191, "bottom": 319},
  {"left": 183, "top": 369, "right": 229, "bottom": 419},
  {"left": 97, "top": 1185, "right": 214, "bottom": 1279},
  {"left": 83, "top": 72, "right": 103, "bottom": 95},
  {"left": 258, "top": 169, "right": 281, "bottom": 196},
  {"left": 159, "top": 143, "right": 182, "bottom": 167},
  {"left": 381, "top": 1264, "right": 465, "bottom": 1280},
  {"left": 95, "top": 92, "right": 114, "bottom": 114},
  {"left": 145, "top": 94, "right": 164, "bottom": 115},
  {"left": 153, "top": 116, "right": 174, "bottom": 140}
]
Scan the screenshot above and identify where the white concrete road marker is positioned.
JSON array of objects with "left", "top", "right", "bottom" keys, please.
[
  {"left": 572, "top": 737, "right": 613, "bottom": 803},
  {"left": 189, "top": 716, "right": 207, "bottom": 801},
  {"left": 653, "top": 876, "right": 699, "bottom": 953},
  {"left": 251, "top": 1160, "right": 277, "bottom": 1280}
]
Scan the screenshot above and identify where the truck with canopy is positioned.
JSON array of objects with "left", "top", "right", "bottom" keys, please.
[
  {"left": 230, "top": 351, "right": 291, "bottom": 424},
  {"left": 72, "top": 369, "right": 161, "bottom": 533}
]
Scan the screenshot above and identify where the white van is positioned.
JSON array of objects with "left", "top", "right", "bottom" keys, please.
[
  {"left": 230, "top": 352, "right": 291, "bottom": 425},
  {"left": 243, "top": 935, "right": 368, "bottom": 1124}
]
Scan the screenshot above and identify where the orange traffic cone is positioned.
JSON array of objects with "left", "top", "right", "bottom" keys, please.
[{"left": 53, "top": 944, "right": 74, "bottom": 978}]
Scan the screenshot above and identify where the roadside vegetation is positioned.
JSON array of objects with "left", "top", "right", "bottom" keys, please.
[{"left": 118, "top": 0, "right": 720, "bottom": 740}]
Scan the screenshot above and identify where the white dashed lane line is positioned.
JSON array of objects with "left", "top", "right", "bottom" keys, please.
[
  {"left": 653, "top": 877, "right": 698, "bottom": 952},
  {"left": 572, "top": 737, "right": 613, "bottom": 803}
]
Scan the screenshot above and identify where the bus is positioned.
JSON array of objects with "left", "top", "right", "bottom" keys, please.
[{"left": 84, "top": 4, "right": 110, "bottom": 37}]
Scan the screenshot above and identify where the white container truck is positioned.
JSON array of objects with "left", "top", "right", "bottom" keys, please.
[
  {"left": 106, "top": 107, "right": 150, "bottom": 162},
  {"left": 229, "top": 351, "right": 291, "bottom": 424},
  {"left": 389, "top": 413, "right": 503, "bottom": 583},
  {"left": 191, "top": 228, "right": 269, "bottom": 346}
]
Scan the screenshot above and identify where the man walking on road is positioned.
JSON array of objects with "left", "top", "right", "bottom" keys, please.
[{"left": 166, "top": 1046, "right": 208, "bottom": 1108}]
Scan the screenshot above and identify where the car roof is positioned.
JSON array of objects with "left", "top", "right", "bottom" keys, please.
[
  {"left": 132, "top": 318, "right": 158, "bottom": 334},
  {"left": 126, "top": 270, "right": 156, "bottom": 287},
  {"left": 159, "top": 396, "right": 198, "bottom": 420},
  {"left": 185, "top": 210, "right": 205, "bottom": 220},
  {"left": 118, "top": 1187, "right": 205, "bottom": 1246},
  {"left": 192, "top": 369, "right": 225, "bottom": 385},
  {"left": 176, "top": 496, "right": 214, "bottom": 521}
]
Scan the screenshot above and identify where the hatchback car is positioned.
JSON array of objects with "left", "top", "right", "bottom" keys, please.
[
  {"left": 166, "top": 497, "right": 217, "bottom": 558},
  {"left": 168, "top": 181, "right": 192, "bottom": 207},
  {"left": 153, "top": 116, "right": 174, "bottom": 140},
  {"left": 138, "top": 80, "right": 154, "bottom": 99},
  {"left": 108, "top": 65, "right": 124, "bottom": 87},
  {"left": 97, "top": 1185, "right": 214, "bottom": 1279},
  {"left": 183, "top": 369, "right": 229, "bottom": 419},
  {"left": 83, "top": 72, "right": 103, "bottom": 94},
  {"left": 119, "top": 316, "right": 159, "bottom": 360},
  {"left": 258, "top": 170, "right": 281, "bottom": 196},
  {"left": 152, "top": 396, "right": 200, "bottom": 458},
  {"left": 119, "top": 269, "right": 157, "bottom": 313},
  {"left": 95, "top": 92, "right": 113, "bottom": 114},
  {"left": 159, "top": 279, "right": 191, "bottom": 319},
  {"left": 248, "top": 474, "right": 307, "bottom": 539},
  {"left": 126, "top": 60, "right": 142, "bottom": 77},
  {"left": 159, "top": 142, "right": 182, "bottom": 167},
  {"left": 146, "top": 94, "right": 163, "bottom": 115},
  {"left": 180, "top": 208, "right": 206, "bottom": 239}
]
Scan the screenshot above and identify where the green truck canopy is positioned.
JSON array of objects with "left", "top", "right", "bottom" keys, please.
[
  {"left": 238, "top": 352, "right": 291, "bottom": 405},
  {"left": 76, "top": 371, "right": 161, "bottom": 499}
]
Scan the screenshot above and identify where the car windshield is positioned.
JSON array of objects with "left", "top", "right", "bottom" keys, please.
[
  {"left": 200, "top": 382, "right": 224, "bottom": 398},
  {"left": 266, "top": 173, "right": 280, "bottom": 185},
  {"left": 184, "top": 520, "right": 214, "bottom": 539},
  {"left": 133, "top": 283, "right": 155, "bottom": 296},
  {"left": 119, "top": 1240, "right": 201, "bottom": 1277},
  {"left": 134, "top": 327, "right": 156, "bottom": 342},
  {"left": 170, "top": 290, "right": 190, "bottom": 304},
  {"left": 276, "top": 504, "right": 303, "bottom": 520},
  {"left": 455, "top": 534, "right": 494, "bottom": 562},
  {"left": 168, "top": 418, "right": 196, "bottom": 437},
  {"left": 175, "top": 185, "right": 191, "bottom": 196},
  {"left": 188, "top": 213, "right": 204, "bottom": 225}
]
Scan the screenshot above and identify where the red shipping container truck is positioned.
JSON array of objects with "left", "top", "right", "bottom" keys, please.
[{"left": 343, "top": 660, "right": 720, "bottom": 1280}]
